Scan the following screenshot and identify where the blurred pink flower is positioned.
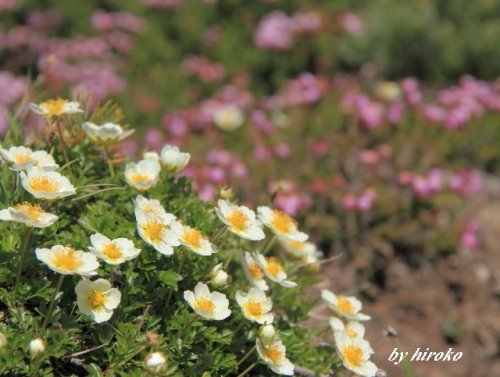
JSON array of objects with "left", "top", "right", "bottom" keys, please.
[
  {"left": 338, "top": 12, "right": 365, "bottom": 35},
  {"left": 254, "top": 11, "right": 293, "bottom": 51},
  {"left": 459, "top": 219, "right": 480, "bottom": 251},
  {"left": 449, "top": 170, "right": 483, "bottom": 197}
]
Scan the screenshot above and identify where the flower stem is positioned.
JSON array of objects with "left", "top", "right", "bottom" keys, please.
[
  {"left": 236, "top": 344, "right": 256, "bottom": 367},
  {"left": 261, "top": 235, "right": 276, "bottom": 255},
  {"left": 212, "top": 226, "right": 227, "bottom": 242},
  {"left": 53, "top": 117, "right": 71, "bottom": 171},
  {"left": 235, "top": 361, "right": 257, "bottom": 377},
  {"left": 42, "top": 274, "right": 65, "bottom": 330},
  {"left": 14, "top": 227, "right": 32, "bottom": 296},
  {"left": 104, "top": 145, "right": 115, "bottom": 178}
]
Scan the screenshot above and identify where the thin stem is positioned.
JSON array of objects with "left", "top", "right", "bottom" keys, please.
[
  {"left": 53, "top": 117, "right": 71, "bottom": 172},
  {"left": 164, "top": 251, "right": 186, "bottom": 309},
  {"left": 104, "top": 146, "right": 115, "bottom": 178},
  {"left": 261, "top": 235, "right": 276, "bottom": 255},
  {"left": 235, "top": 362, "right": 257, "bottom": 377},
  {"left": 42, "top": 274, "right": 65, "bottom": 330},
  {"left": 236, "top": 344, "right": 255, "bottom": 367},
  {"left": 70, "top": 187, "right": 126, "bottom": 202},
  {"left": 14, "top": 227, "right": 33, "bottom": 295},
  {"left": 212, "top": 226, "right": 227, "bottom": 242}
]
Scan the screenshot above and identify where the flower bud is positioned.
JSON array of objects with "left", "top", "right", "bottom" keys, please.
[
  {"left": 160, "top": 144, "right": 190, "bottom": 174},
  {"left": 259, "top": 324, "right": 275, "bottom": 339},
  {"left": 145, "top": 352, "right": 167, "bottom": 373},
  {"left": 213, "top": 106, "right": 244, "bottom": 131},
  {"left": 29, "top": 338, "right": 46, "bottom": 356},
  {"left": 218, "top": 186, "right": 233, "bottom": 200},
  {"left": 209, "top": 263, "right": 229, "bottom": 287}
]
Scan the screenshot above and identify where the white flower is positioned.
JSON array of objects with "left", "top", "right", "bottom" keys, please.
[
  {"left": 35, "top": 245, "right": 99, "bottom": 276},
  {"left": 172, "top": 222, "right": 214, "bottom": 256},
  {"left": 29, "top": 338, "right": 46, "bottom": 356},
  {"left": 160, "top": 144, "right": 190, "bottom": 173},
  {"left": 145, "top": 352, "right": 167, "bottom": 373},
  {"left": 256, "top": 337, "right": 294, "bottom": 375},
  {"left": 213, "top": 106, "right": 245, "bottom": 131},
  {"left": 134, "top": 199, "right": 179, "bottom": 256},
  {"left": 209, "top": 263, "right": 229, "bottom": 287},
  {"left": 20, "top": 167, "right": 76, "bottom": 200},
  {"left": 235, "top": 287, "right": 273, "bottom": 324},
  {"left": 240, "top": 251, "right": 268, "bottom": 291},
  {"left": 257, "top": 206, "right": 308, "bottom": 242},
  {"left": 29, "top": 98, "right": 83, "bottom": 117},
  {"left": 0, "top": 202, "right": 58, "bottom": 228},
  {"left": 321, "top": 290, "right": 371, "bottom": 321},
  {"left": 0, "top": 146, "right": 59, "bottom": 171},
  {"left": 133, "top": 195, "right": 170, "bottom": 221},
  {"left": 253, "top": 253, "right": 296, "bottom": 288},
  {"left": 88, "top": 233, "right": 140, "bottom": 265},
  {"left": 82, "top": 122, "right": 134, "bottom": 144},
  {"left": 215, "top": 200, "right": 265, "bottom": 241},
  {"left": 125, "top": 159, "right": 161, "bottom": 191},
  {"left": 329, "top": 317, "right": 365, "bottom": 339},
  {"left": 278, "top": 238, "right": 318, "bottom": 259},
  {"left": 334, "top": 331, "right": 378, "bottom": 377},
  {"left": 183, "top": 282, "right": 231, "bottom": 320},
  {"left": 75, "top": 279, "right": 121, "bottom": 323}
]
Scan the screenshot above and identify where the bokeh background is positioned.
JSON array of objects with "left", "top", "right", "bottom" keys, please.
[{"left": 2, "top": 1, "right": 500, "bottom": 376}]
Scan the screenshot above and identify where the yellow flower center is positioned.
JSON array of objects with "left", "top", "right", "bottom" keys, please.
[
  {"left": 14, "top": 202, "right": 44, "bottom": 221},
  {"left": 337, "top": 297, "right": 355, "bottom": 314},
  {"left": 228, "top": 209, "right": 248, "bottom": 232},
  {"left": 265, "top": 258, "right": 283, "bottom": 278},
  {"left": 130, "top": 173, "right": 151, "bottom": 184},
  {"left": 271, "top": 210, "right": 296, "bottom": 234},
  {"left": 29, "top": 176, "right": 59, "bottom": 192},
  {"left": 141, "top": 203, "right": 160, "bottom": 214},
  {"left": 182, "top": 227, "right": 203, "bottom": 249},
  {"left": 51, "top": 248, "right": 82, "bottom": 272},
  {"left": 102, "top": 242, "right": 123, "bottom": 261},
  {"left": 88, "top": 290, "right": 106, "bottom": 310},
  {"left": 263, "top": 346, "right": 283, "bottom": 365},
  {"left": 195, "top": 297, "right": 215, "bottom": 314},
  {"left": 289, "top": 240, "right": 305, "bottom": 251},
  {"left": 342, "top": 345, "right": 364, "bottom": 368},
  {"left": 244, "top": 300, "right": 263, "bottom": 318},
  {"left": 248, "top": 262, "right": 264, "bottom": 280},
  {"left": 346, "top": 328, "right": 358, "bottom": 338},
  {"left": 13, "top": 152, "right": 32, "bottom": 165},
  {"left": 142, "top": 221, "right": 166, "bottom": 244},
  {"left": 41, "top": 98, "right": 67, "bottom": 116}
]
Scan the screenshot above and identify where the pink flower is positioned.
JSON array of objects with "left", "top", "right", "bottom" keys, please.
[
  {"left": 459, "top": 220, "right": 480, "bottom": 250},
  {"left": 449, "top": 170, "right": 483, "bottom": 197},
  {"left": 356, "top": 188, "right": 376, "bottom": 212},
  {"left": 254, "top": 11, "right": 293, "bottom": 51},
  {"left": 338, "top": 12, "right": 365, "bottom": 35}
]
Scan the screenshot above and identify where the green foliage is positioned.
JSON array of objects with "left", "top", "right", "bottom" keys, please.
[{"left": 0, "top": 105, "right": 339, "bottom": 376}]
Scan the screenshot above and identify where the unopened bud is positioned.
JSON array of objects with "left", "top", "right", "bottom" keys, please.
[
  {"left": 209, "top": 263, "right": 229, "bottom": 287},
  {"left": 145, "top": 352, "right": 166, "bottom": 373},
  {"left": 29, "top": 338, "right": 46, "bottom": 356},
  {"left": 259, "top": 324, "right": 275, "bottom": 339}
]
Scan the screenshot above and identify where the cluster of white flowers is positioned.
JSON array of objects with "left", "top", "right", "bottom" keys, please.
[
  {"left": 0, "top": 98, "right": 376, "bottom": 376},
  {"left": 321, "top": 289, "right": 378, "bottom": 376}
]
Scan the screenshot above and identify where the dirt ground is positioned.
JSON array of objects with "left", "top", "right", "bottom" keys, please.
[{"left": 315, "top": 192, "right": 500, "bottom": 376}]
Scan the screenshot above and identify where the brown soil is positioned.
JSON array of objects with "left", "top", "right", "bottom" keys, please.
[{"left": 316, "top": 196, "right": 500, "bottom": 376}]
